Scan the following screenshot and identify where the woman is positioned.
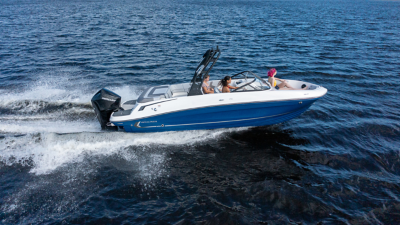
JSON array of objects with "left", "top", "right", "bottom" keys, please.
[
  {"left": 267, "top": 68, "right": 299, "bottom": 90},
  {"left": 202, "top": 75, "right": 214, "bottom": 94},
  {"left": 219, "top": 76, "right": 238, "bottom": 93}
]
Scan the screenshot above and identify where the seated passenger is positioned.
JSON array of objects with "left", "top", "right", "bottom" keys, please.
[
  {"left": 219, "top": 76, "right": 239, "bottom": 93},
  {"left": 202, "top": 75, "right": 214, "bottom": 94},
  {"left": 267, "top": 68, "right": 306, "bottom": 90}
]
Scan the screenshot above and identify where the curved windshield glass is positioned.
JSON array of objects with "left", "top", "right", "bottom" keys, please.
[{"left": 231, "top": 71, "right": 271, "bottom": 92}]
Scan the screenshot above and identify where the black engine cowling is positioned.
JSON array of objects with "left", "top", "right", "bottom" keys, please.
[{"left": 91, "top": 88, "right": 121, "bottom": 130}]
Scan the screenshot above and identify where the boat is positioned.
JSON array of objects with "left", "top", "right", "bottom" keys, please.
[{"left": 91, "top": 47, "right": 327, "bottom": 132}]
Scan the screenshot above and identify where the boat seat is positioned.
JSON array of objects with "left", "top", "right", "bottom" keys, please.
[{"left": 172, "top": 91, "right": 188, "bottom": 97}]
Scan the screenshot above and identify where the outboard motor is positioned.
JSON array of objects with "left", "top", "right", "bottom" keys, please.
[{"left": 91, "top": 88, "right": 121, "bottom": 130}]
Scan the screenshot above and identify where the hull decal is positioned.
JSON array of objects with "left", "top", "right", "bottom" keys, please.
[
  {"left": 139, "top": 99, "right": 176, "bottom": 111},
  {"left": 134, "top": 121, "right": 161, "bottom": 128}
]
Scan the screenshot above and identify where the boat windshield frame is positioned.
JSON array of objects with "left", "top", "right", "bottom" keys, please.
[
  {"left": 231, "top": 71, "right": 268, "bottom": 84},
  {"left": 231, "top": 71, "right": 271, "bottom": 92}
]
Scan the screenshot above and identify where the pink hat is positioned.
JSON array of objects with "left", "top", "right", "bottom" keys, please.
[{"left": 268, "top": 68, "right": 276, "bottom": 77}]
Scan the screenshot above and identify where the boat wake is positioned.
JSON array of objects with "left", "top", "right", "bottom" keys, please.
[
  {"left": 0, "top": 76, "right": 255, "bottom": 224},
  {"left": 0, "top": 81, "right": 249, "bottom": 176},
  {"left": 0, "top": 128, "right": 244, "bottom": 175}
]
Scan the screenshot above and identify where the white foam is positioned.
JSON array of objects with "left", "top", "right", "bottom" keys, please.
[
  {"left": 0, "top": 75, "right": 140, "bottom": 108},
  {"left": 0, "top": 76, "right": 248, "bottom": 177},
  {"left": 0, "top": 127, "right": 246, "bottom": 175},
  {"left": 0, "top": 120, "right": 100, "bottom": 134},
  {"left": 0, "top": 81, "right": 91, "bottom": 106},
  {"left": 106, "top": 85, "right": 140, "bottom": 103},
  {"left": 0, "top": 76, "right": 248, "bottom": 213},
  {"left": 0, "top": 75, "right": 142, "bottom": 134},
  {"left": 0, "top": 106, "right": 94, "bottom": 120}
]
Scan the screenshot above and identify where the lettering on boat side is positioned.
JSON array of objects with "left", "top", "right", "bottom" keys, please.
[
  {"left": 141, "top": 121, "right": 157, "bottom": 123},
  {"left": 101, "top": 97, "right": 116, "bottom": 101}
]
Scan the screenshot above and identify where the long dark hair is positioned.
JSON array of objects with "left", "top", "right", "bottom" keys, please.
[{"left": 219, "top": 76, "right": 231, "bottom": 87}]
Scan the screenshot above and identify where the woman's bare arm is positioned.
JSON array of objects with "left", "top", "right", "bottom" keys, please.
[{"left": 227, "top": 85, "right": 238, "bottom": 89}]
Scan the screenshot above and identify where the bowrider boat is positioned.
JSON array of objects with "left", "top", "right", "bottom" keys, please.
[{"left": 91, "top": 47, "right": 327, "bottom": 132}]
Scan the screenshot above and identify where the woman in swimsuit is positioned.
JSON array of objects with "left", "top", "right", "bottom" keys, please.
[
  {"left": 267, "top": 68, "right": 302, "bottom": 90},
  {"left": 219, "top": 76, "right": 238, "bottom": 93},
  {"left": 202, "top": 75, "right": 214, "bottom": 94}
]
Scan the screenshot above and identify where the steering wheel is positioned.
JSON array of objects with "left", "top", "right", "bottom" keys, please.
[{"left": 232, "top": 82, "right": 245, "bottom": 92}]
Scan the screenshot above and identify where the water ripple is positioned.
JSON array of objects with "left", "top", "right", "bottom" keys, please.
[{"left": 1, "top": 0, "right": 400, "bottom": 224}]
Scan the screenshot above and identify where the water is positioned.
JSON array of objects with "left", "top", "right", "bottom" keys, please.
[{"left": 1, "top": 0, "right": 399, "bottom": 223}]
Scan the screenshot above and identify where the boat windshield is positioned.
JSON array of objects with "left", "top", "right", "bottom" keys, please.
[
  {"left": 231, "top": 71, "right": 271, "bottom": 92},
  {"left": 187, "top": 49, "right": 270, "bottom": 95}
]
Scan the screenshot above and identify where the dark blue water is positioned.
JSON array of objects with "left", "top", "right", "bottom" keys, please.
[{"left": 1, "top": 0, "right": 400, "bottom": 224}]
